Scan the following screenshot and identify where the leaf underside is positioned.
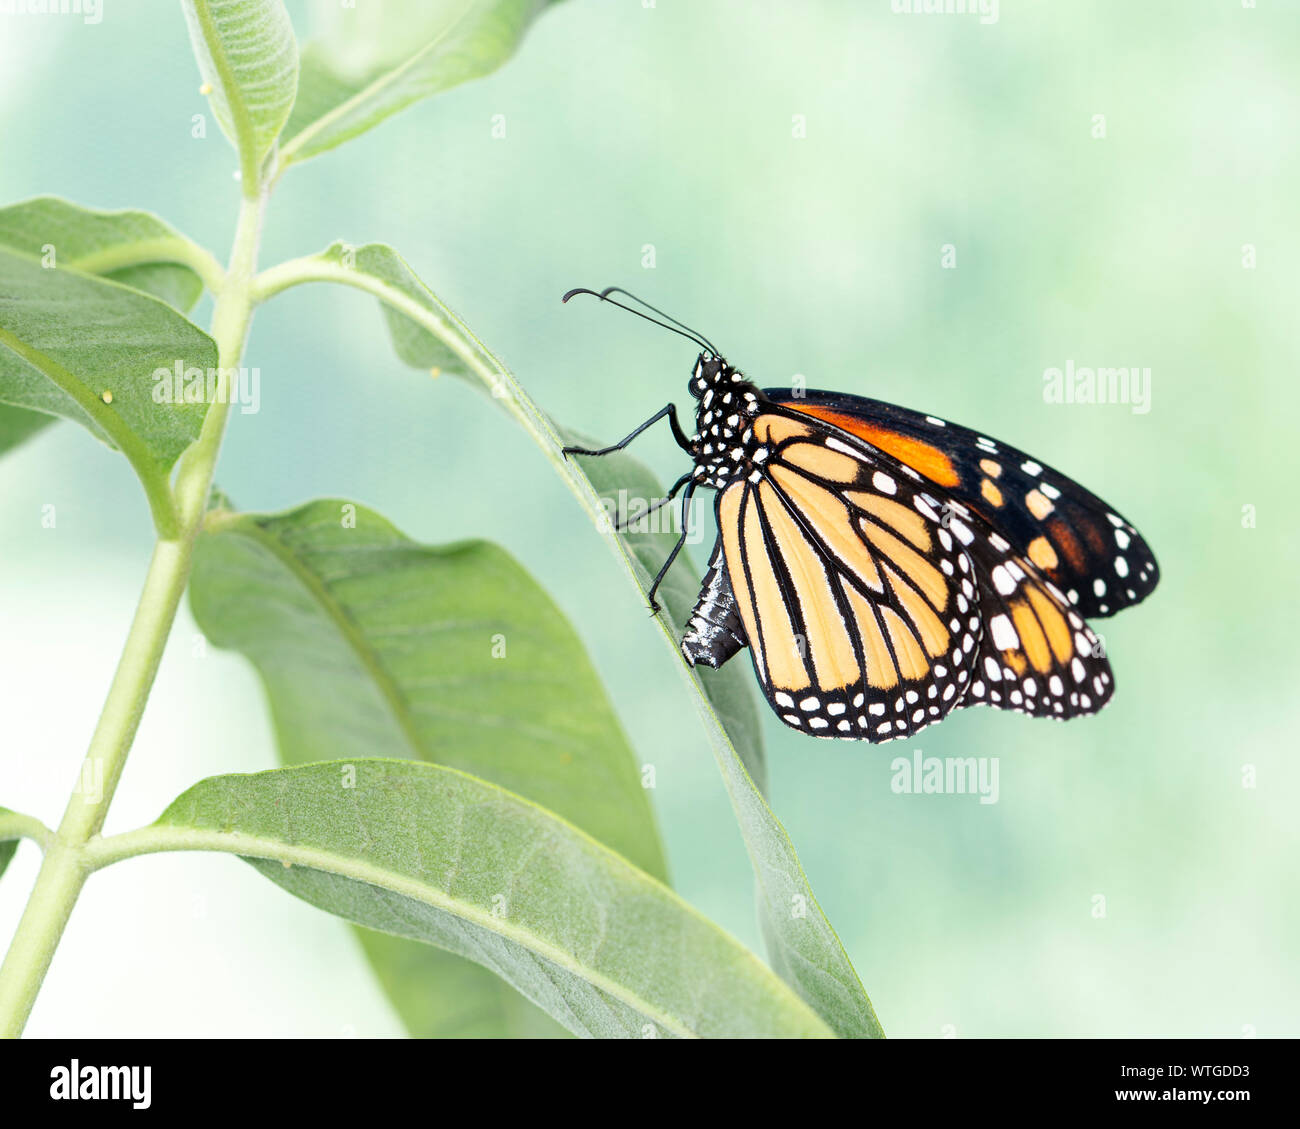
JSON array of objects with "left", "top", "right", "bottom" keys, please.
[
  {"left": 283, "top": 0, "right": 562, "bottom": 165},
  {"left": 159, "top": 760, "right": 832, "bottom": 1038}
]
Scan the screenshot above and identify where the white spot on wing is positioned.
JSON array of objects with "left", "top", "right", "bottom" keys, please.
[{"left": 990, "top": 614, "right": 1019, "bottom": 650}]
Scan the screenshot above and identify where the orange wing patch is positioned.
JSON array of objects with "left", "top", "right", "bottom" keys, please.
[
  {"left": 1047, "top": 519, "right": 1086, "bottom": 572},
  {"left": 776, "top": 403, "right": 961, "bottom": 488}
]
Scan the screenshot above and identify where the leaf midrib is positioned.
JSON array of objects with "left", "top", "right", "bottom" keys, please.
[
  {"left": 212, "top": 517, "right": 604, "bottom": 758},
  {"left": 0, "top": 325, "right": 178, "bottom": 534},
  {"left": 142, "top": 823, "right": 700, "bottom": 1037},
  {"left": 190, "top": 0, "right": 263, "bottom": 190},
  {"left": 281, "top": 0, "right": 480, "bottom": 164},
  {"left": 208, "top": 511, "right": 428, "bottom": 761}
]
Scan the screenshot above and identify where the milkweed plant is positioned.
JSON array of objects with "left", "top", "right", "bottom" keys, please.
[{"left": 0, "top": 0, "right": 882, "bottom": 1039}]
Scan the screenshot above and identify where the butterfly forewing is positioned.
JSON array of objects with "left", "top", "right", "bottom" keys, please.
[
  {"left": 766, "top": 389, "right": 1159, "bottom": 619},
  {"left": 713, "top": 410, "right": 982, "bottom": 742}
]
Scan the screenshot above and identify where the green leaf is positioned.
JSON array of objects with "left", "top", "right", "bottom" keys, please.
[
  {"left": 294, "top": 242, "right": 475, "bottom": 378},
  {"left": 0, "top": 197, "right": 218, "bottom": 459},
  {"left": 356, "top": 933, "right": 567, "bottom": 1038},
  {"left": 0, "top": 197, "right": 211, "bottom": 314},
  {"left": 191, "top": 500, "right": 666, "bottom": 876},
  {"left": 563, "top": 442, "right": 884, "bottom": 1039},
  {"left": 189, "top": 499, "right": 666, "bottom": 1036},
  {"left": 0, "top": 403, "right": 53, "bottom": 458},
  {"left": 182, "top": 0, "right": 299, "bottom": 182},
  {"left": 281, "top": 0, "right": 560, "bottom": 167},
  {"left": 562, "top": 428, "right": 769, "bottom": 791},
  {"left": 0, "top": 248, "right": 218, "bottom": 532},
  {"left": 150, "top": 760, "right": 834, "bottom": 1038}
]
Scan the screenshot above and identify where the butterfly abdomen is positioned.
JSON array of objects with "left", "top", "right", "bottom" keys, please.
[{"left": 681, "top": 543, "right": 748, "bottom": 670}]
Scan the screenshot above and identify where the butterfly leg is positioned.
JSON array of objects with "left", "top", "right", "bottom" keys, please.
[
  {"left": 561, "top": 403, "right": 693, "bottom": 458},
  {"left": 615, "top": 471, "right": 692, "bottom": 532},
  {"left": 646, "top": 478, "right": 698, "bottom": 614}
]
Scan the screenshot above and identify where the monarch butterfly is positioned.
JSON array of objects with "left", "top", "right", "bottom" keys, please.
[{"left": 562, "top": 288, "right": 1159, "bottom": 742}]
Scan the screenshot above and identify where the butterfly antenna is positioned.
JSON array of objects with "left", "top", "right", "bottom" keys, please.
[
  {"left": 595, "top": 287, "right": 722, "bottom": 357},
  {"left": 562, "top": 287, "right": 720, "bottom": 356}
]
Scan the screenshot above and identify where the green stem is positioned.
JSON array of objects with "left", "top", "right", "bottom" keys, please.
[
  {"left": 0, "top": 812, "right": 52, "bottom": 852},
  {"left": 0, "top": 196, "right": 264, "bottom": 1038},
  {"left": 68, "top": 236, "right": 226, "bottom": 296}
]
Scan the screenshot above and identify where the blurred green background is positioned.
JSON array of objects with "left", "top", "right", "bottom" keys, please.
[{"left": 2, "top": 0, "right": 1297, "bottom": 1036}]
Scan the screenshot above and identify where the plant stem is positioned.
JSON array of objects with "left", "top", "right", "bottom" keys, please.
[
  {"left": 68, "top": 236, "right": 226, "bottom": 296},
  {"left": 0, "top": 812, "right": 52, "bottom": 852},
  {"left": 0, "top": 193, "right": 264, "bottom": 1038}
]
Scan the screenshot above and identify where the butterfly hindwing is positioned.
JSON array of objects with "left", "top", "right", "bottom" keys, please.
[
  {"left": 936, "top": 501, "right": 1116, "bottom": 719},
  {"left": 765, "top": 389, "right": 1159, "bottom": 619},
  {"left": 700, "top": 409, "right": 982, "bottom": 742}
]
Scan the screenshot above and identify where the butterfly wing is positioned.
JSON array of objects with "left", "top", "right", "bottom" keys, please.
[
  {"left": 937, "top": 500, "right": 1116, "bottom": 719},
  {"left": 705, "top": 410, "right": 982, "bottom": 742},
  {"left": 764, "top": 389, "right": 1159, "bottom": 618}
]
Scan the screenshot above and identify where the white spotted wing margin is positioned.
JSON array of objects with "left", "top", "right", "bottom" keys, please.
[
  {"left": 944, "top": 500, "right": 1117, "bottom": 722},
  {"left": 695, "top": 409, "right": 984, "bottom": 743}
]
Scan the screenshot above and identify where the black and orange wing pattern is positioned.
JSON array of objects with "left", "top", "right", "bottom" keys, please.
[
  {"left": 927, "top": 498, "right": 1116, "bottom": 720},
  {"left": 764, "top": 389, "right": 1159, "bottom": 619},
  {"left": 562, "top": 289, "right": 1157, "bottom": 742},
  {"left": 692, "top": 410, "right": 983, "bottom": 741}
]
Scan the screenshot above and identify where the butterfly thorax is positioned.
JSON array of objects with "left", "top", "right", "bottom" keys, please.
[{"left": 687, "top": 353, "right": 766, "bottom": 489}]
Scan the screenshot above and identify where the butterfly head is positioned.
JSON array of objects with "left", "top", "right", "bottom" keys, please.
[
  {"left": 689, "top": 352, "right": 759, "bottom": 398},
  {"left": 688, "top": 352, "right": 727, "bottom": 399}
]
